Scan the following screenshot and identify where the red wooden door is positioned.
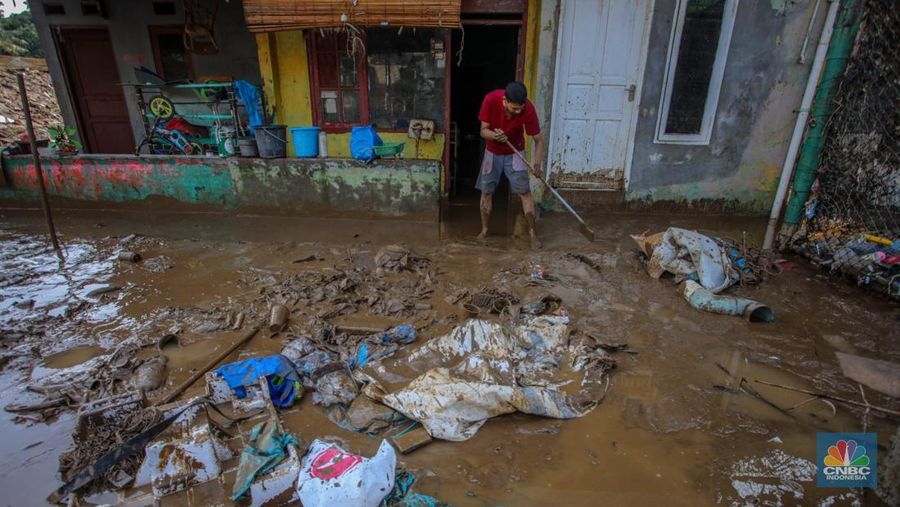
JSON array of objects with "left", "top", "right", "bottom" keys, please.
[{"left": 57, "top": 27, "right": 134, "bottom": 153}]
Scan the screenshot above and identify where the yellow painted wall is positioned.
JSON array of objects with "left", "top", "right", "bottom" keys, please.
[
  {"left": 255, "top": 31, "right": 314, "bottom": 157},
  {"left": 256, "top": 29, "right": 445, "bottom": 161},
  {"left": 324, "top": 132, "right": 445, "bottom": 160}
]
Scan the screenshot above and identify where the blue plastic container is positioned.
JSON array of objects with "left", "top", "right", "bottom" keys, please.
[{"left": 290, "top": 126, "right": 320, "bottom": 158}]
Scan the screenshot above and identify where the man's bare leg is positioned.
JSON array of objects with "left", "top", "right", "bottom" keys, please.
[
  {"left": 520, "top": 192, "right": 541, "bottom": 249},
  {"left": 477, "top": 192, "right": 492, "bottom": 238}
]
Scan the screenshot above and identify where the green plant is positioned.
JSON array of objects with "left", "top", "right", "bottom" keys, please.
[
  {"left": 48, "top": 125, "right": 82, "bottom": 152},
  {"left": 0, "top": 10, "right": 43, "bottom": 58}
]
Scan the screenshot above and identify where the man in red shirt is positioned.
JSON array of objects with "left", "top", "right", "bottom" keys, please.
[{"left": 476, "top": 81, "right": 545, "bottom": 248}]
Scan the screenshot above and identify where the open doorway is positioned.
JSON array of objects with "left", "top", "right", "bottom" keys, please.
[{"left": 447, "top": 23, "right": 520, "bottom": 235}]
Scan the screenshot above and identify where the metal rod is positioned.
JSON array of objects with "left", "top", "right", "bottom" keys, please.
[
  {"left": 504, "top": 140, "right": 596, "bottom": 242},
  {"left": 17, "top": 73, "right": 62, "bottom": 260}
]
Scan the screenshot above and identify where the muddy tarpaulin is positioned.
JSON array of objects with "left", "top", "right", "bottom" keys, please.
[
  {"left": 646, "top": 228, "right": 738, "bottom": 293},
  {"left": 359, "top": 317, "right": 610, "bottom": 441}
]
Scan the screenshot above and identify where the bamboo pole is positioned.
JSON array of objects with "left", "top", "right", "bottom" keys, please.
[
  {"left": 17, "top": 73, "right": 62, "bottom": 260},
  {"left": 754, "top": 379, "right": 900, "bottom": 417}
]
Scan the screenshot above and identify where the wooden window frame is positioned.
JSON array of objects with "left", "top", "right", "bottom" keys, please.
[
  {"left": 149, "top": 25, "right": 195, "bottom": 81},
  {"left": 655, "top": 0, "right": 739, "bottom": 145},
  {"left": 307, "top": 31, "right": 370, "bottom": 133},
  {"left": 309, "top": 29, "right": 453, "bottom": 134}
]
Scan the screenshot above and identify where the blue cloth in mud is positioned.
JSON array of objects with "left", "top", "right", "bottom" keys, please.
[{"left": 214, "top": 354, "right": 301, "bottom": 408}]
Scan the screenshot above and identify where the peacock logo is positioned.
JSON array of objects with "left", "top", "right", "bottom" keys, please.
[
  {"left": 817, "top": 433, "right": 876, "bottom": 488},
  {"left": 824, "top": 439, "right": 870, "bottom": 467}
]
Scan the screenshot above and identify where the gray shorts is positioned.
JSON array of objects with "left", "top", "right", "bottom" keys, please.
[{"left": 475, "top": 151, "right": 530, "bottom": 195}]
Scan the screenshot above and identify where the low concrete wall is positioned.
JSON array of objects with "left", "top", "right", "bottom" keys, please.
[{"left": 0, "top": 155, "right": 440, "bottom": 221}]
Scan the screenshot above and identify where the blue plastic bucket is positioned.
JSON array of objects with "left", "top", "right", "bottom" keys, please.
[{"left": 290, "top": 127, "right": 320, "bottom": 158}]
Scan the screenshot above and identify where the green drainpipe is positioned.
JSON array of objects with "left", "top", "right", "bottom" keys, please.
[{"left": 780, "top": 0, "right": 861, "bottom": 232}]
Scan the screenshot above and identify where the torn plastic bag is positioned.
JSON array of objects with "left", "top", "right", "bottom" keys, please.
[
  {"left": 313, "top": 370, "right": 359, "bottom": 407},
  {"left": 383, "top": 324, "right": 416, "bottom": 345},
  {"left": 647, "top": 227, "right": 738, "bottom": 293},
  {"left": 232, "top": 416, "right": 299, "bottom": 500},
  {"left": 281, "top": 336, "right": 318, "bottom": 363},
  {"left": 345, "top": 324, "right": 417, "bottom": 369},
  {"left": 295, "top": 350, "right": 338, "bottom": 388},
  {"left": 680, "top": 280, "right": 774, "bottom": 322},
  {"left": 214, "top": 354, "right": 302, "bottom": 408},
  {"left": 296, "top": 439, "right": 396, "bottom": 507}
]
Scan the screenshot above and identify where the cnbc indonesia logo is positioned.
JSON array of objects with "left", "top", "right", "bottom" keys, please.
[{"left": 822, "top": 439, "right": 871, "bottom": 482}]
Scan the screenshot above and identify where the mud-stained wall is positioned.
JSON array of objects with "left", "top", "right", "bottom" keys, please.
[
  {"left": 0, "top": 155, "right": 440, "bottom": 220},
  {"left": 626, "top": 0, "right": 828, "bottom": 214},
  {"left": 30, "top": 0, "right": 261, "bottom": 150}
]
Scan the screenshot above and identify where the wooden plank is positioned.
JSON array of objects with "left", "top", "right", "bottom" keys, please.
[{"left": 836, "top": 352, "right": 900, "bottom": 398}]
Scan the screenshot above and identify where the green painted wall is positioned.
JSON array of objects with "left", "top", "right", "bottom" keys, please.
[{"left": 0, "top": 155, "right": 440, "bottom": 220}]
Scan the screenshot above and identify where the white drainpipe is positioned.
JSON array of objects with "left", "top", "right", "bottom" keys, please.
[{"left": 762, "top": 0, "right": 839, "bottom": 251}]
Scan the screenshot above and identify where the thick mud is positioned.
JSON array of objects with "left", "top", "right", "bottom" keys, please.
[{"left": 0, "top": 209, "right": 897, "bottom": 506}]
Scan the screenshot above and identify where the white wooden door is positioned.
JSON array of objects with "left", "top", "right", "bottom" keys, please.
[{"left": 549, "top": 0, "right": 652, "bottom": 190}]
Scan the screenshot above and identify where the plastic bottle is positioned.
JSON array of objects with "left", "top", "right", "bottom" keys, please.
[{"left": 318, "top": 131, "right": 328, "bottom": 158}]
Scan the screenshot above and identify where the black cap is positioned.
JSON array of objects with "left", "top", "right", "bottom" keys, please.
[{"left": 505, "top": 81, "right": 528, "bottom": 105}]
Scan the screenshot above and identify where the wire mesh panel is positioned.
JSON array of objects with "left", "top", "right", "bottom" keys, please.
[{"left": 790, "top": 0, "right": 900, "bottom": 297}]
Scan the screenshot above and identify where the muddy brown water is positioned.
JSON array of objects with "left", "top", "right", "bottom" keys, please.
[{"left": 0, "top": 209, "right": 897, "bottom": 506}]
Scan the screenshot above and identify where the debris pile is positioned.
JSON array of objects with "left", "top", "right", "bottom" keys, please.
[
  {"left": 3, "top": 238, "right": 624, "bottom": 505},
  {"left": 6, "top": 339, "right": 167, "bottom": 421},
  {"left": 0, "top": 57, "right": 62, "bottom": 145},
  {"left": 633, "top": 227, "right": 775, "bottom": 322},
  {"left": 58, "top": 398, "right": 162, "bottom": 495}
]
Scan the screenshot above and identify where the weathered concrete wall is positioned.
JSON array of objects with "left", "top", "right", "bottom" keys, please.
[
  {"left": 626, "top": 0, "right": 827, "bottom": 214},
  {"left": 30, "top": 0, "right": 261, "bottom": 150},
  {"left": 0, "top": 155, "right": 440, "bottom": 220}
]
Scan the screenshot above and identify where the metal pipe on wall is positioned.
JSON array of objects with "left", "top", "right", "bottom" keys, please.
[{"left": 762, "top": 0, "right": 839, "bottom": 251}]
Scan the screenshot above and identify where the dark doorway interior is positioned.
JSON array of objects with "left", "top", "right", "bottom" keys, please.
[
  {"left": 446, "top": 24, "right": 519, "bottom": 238},
  {"left": 450, "top": 25, "right": 519, "bottom": 196},
  {"left": 56, "top": 27, "right": 134, "bottom": 153}
]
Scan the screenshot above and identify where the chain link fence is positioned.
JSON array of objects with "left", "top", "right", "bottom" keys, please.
[{"left": 789, "top": 0, "right": 900, "bottom": 297}]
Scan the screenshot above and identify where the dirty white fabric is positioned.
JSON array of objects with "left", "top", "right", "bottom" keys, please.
[
  {"left": 296, "top": 439, "right": 395, "bottom": 507},
  {"left": 376, "top": 317, "right": 602, "bottom": 441},
  {"left": 647, "top": 227, "right": 738, "bottom": 293}
]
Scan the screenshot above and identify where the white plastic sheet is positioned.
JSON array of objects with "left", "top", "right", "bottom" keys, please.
[{"left": 375, "top": 317, "right": 603, "bottom": 441}]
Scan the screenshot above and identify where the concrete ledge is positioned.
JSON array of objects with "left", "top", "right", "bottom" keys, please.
[
  {"left": 541, "top": 188, "right": 771, "bottom": 216},
  {"left": 0, "top": 155, "right": 440, "bottom": 221}
]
